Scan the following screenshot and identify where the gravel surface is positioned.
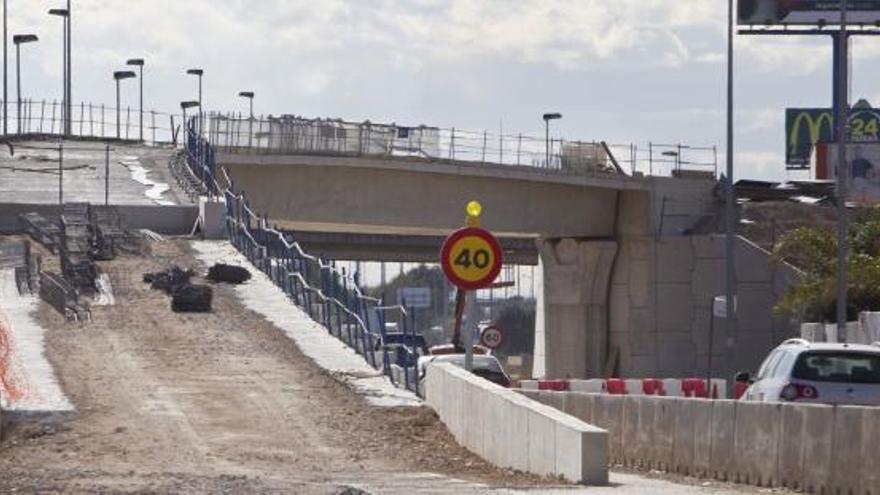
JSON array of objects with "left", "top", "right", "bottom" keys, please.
[{"left": 0, "top": 239, "right": 550, "bottom": 493}]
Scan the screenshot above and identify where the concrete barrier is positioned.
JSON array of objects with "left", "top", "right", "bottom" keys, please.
[
  {"left": 830, "top": 407, "right": 865, "bottom": 495},
  {"left": 801, "top": 404, "right": 833, "bottom": 494},
  {"left": 426, "top": 363, "right": 608, "bottom": 484},
  {"left": 732, "top": 401, "right": 781, "bottom": 486},
  {"left": 860, "top": 407, "right": 880, "bottom": 495},
  {"left": 592, "top": 394, "right": 623, "bottom": 463},
  {"left": 569, "top": 379, "right": 604, "bottom": 394},
  {"left": 521, "top": 378, "right": 729, "bottom": 398},
  {"left": 514, "top": 389, "right": 880, "bottom": 493}
]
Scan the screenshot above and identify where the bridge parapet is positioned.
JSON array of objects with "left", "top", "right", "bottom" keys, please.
[{"left": 203, "top": 112, "right": 717, "bottom": 179}]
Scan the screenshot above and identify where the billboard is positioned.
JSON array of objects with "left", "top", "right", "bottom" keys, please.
[
  {"left": 785, "top": 105, "right": 880, "bottom": 168},
  {"left": 739, "top": 0, "right": 880, "bottom": 26}
]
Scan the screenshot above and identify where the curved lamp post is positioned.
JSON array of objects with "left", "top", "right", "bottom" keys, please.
[
  {"left": 12, "top": 34, "right": 37, "bottom": 134},
  {"left": 542, "top": 112, "right": 562, "bottom": 168},
  {"left": 48, "top": 8, "right": 68, "bottom": 136},
  {"left": 238, "top": 91, "right": 254, "bottom": 147},
  {"left": 113, "top": 70, "right": 135, "bottom": 139},
  {"left": 126, "top": 58, "right": 144, "bottom": 141},
  {"left": 186, "top": 68, "right": 203, "bottom": 137}
]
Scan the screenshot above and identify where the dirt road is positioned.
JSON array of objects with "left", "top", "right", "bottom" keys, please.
[{"left": 0, "top": 239, "right": 540, "bottom": 493}]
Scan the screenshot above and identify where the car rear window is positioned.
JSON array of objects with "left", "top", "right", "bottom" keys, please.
[{"left": 792, "top": 351, "right": 880, "bottom": 384}]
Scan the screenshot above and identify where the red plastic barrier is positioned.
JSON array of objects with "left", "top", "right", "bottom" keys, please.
[
  {"left": 681, "top": 378, "right": 708, "bottom": 398},
  {"left": 538, "top": 379, "right": 570, "bottom": 392},
  {"left": 642, "top": 378, "right": 666, "bottom": 396},
  {"left": 604, "top": 378, "right": 628, "bottom": 395},
  {"left": 734, "top": 381, "right": 749, "bottom": 400}
]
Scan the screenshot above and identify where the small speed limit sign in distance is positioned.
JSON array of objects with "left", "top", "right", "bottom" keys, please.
[
  {"left": 480, "top": 326, "right": 504, "bottom": 349},
  {"left": 440, "top": 227, "right": 503, "bottom": 290}
]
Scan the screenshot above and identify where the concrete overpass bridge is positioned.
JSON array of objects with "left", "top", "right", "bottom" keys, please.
[{"left": 196, "top": 114, "right": 796, "bottom": 382}]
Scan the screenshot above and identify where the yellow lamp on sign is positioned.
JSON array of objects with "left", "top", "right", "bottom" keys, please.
[{"left": 466, "top": 200, "right": 482, "bottom": 227}]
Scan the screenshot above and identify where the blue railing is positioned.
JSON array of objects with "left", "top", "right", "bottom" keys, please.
[
  {"left": 185, "top": 117, "right": 219, "bottom": 197},
  {"left": 182, "top": 123, "right": 424, "bottom": 393}
]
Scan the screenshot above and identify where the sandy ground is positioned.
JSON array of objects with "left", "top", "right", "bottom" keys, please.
[
  {"left": 0, "top": 237, "right": 779, "bottom": 494},
  {"left": 0, "top": 239, "right": 550, "bottom": 493}
]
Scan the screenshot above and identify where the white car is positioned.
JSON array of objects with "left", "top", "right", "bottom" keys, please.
[{"left": 738, "top": 339, "right": 880, "bottom": 405}]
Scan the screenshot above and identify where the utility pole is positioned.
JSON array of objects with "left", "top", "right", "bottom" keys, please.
[
  {"left": 724, "top": 0, "right": 738, "bottom": 378},
  {"left": 66, "top": 0, "right": 72, "bottom": 136},
  {"left": 835, "top": 2, "right": 850, "bottom": 332},
  {"left": 3, "top": 0, "right": 8, "bottom": 135}
]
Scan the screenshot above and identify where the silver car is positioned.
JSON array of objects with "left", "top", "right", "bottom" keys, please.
[{"left": 738, "top": 339, "right": 880, "bottom": 405}]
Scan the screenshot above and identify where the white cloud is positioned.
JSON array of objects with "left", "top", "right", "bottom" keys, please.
[{"left": 735, "top": 150, "right": 783, "bottom": 179}]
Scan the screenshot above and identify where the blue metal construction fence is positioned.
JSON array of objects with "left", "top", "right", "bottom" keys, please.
[
  {"left": 182, "top": 118, "right": 424, "bottom": 394},
  {"left": 185, "top": 117, "right": 219, "bottom": 197}
]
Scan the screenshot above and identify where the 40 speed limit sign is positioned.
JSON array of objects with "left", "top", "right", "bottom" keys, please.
[{"left": 440, "top": 227, "right": 503, "bottom": 290}]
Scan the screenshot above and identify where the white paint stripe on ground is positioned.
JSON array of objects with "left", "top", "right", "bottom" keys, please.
[
  {"left": 0, "top": 270, "right": 74, "bottom": 412},
  {"left": 190, "top": 240, "right": 422, "bottom": 407}
]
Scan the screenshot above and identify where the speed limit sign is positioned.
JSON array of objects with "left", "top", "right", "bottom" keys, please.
[
  {"left": 480, "top": 326, "right": 504, "bottom": 349},
  {"left": 440, "top": 227, "right": 503, "bottom": 290}
]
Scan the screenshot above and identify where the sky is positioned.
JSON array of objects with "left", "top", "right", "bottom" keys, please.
[{"left": 4, "top": 0, "right": 880, "bottom": 181}]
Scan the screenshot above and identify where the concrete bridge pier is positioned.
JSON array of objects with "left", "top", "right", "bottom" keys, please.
[{"left": 535, "top": 238, "right": 618, "bottom": 379}]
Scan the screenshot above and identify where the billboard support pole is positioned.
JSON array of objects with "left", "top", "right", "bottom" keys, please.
[
  {"left": 834, "top": 5, "right": 850, "bottom": 334},
  {"left": 724, "top": 0, "right": 738, "bottom": 381}
]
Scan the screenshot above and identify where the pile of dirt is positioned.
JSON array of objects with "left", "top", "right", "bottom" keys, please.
[
  {"left": 171, "top": 285, "right": 212, "bottom": 313},
  {"left": 144, "top": 265, "right": 210, "bottom": 313},
  {"left": 206, "top": 263, "right": 251, "bottom": 284},
  {"left": 143, "top": 266, "right": 194, "bottom": 294}
]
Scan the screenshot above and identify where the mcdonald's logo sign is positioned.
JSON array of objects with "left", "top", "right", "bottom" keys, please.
[
  {"left": 786, "top": 109, "right": 833, "bottom": 167},
  {"left": 786, "top": 107, "right": 880, "bottom": 168}
]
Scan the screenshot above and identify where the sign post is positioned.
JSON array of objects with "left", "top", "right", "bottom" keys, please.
[
  {"left": 708, "top": 295, "right": 736, "bottom": 397},
  {"left": 440, "top": 201, "right": 503, "bottom": 371}
]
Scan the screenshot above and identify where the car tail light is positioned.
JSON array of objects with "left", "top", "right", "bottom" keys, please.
[{"left": 780, "top": 383, "right": 819, "bottom": 401}]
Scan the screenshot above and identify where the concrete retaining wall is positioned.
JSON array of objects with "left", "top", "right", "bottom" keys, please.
[
  {"left": 425, "top": 363, "right": 609, "bottom": 485},
  {"left": 520, "top": 390, "right": 880, "bottom": 494},
  {"left": 0, "top": 203, "right": 199, "bottom": 235}
]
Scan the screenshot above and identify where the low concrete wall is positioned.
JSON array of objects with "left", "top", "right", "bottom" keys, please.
[
  {"left": 0, "top": 203, "right": 198, "bottom": 235},
  {"left": 425, "top": 363, "right": 608, "bottom": 485},
  {"left": 521, "top": 390, "right": 880, "bottom": 494}
]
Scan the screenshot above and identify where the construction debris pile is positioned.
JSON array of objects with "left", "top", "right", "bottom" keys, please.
[
  {"left": 143, "top": 266, "right": 194, "bottom": 293},
  {"left": 143, "top": 266, "right": 212, "bottom": 313},
  {"left": 207, "top": 263, "right": 251, "bottom": 284},
  {"left": 19, "top": 203, "right": 149, "bottom": 321}
]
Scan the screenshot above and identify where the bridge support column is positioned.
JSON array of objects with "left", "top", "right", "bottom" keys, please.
[{"left": 534, "top": 238, "right": 618, "bottom": 379}]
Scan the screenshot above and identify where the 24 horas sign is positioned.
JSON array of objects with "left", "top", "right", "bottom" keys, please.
[{"left": 786, "top": 105, "right": 880, "bottom": 168}]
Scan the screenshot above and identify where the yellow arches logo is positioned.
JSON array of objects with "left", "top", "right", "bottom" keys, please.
[
  {"left": 789, "top": 111, "right": 832, "bottom": 156},
  {"left": 786, "top": 109, "right": 835, "bottom": 167},
  {"left": 786, "top": 107, "right": 880, "bottom": 168}
]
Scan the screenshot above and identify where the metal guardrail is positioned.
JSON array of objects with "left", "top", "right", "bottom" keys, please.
[
  {"left": 182, "top": 131, "right": 425, "bottom": 393},
  {"left": 201, "top": 112, "right": 718, "bottom": 178},
  {"left": 0, "top": 99, "right": 182, "bottom": 145}
]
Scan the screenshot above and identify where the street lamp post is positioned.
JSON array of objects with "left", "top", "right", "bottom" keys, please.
[
  {"left": 542, "top": 112, "right": 562, "bottom": 168},
  {"left": 66, "top": 0, "right": 71, "bottom": 136},
  {"left": 238, "top": 91, "right": 254, "bottom": 147},
  {"left": 13, "top": 34, "right": 38, "bottom": 135},
  {"left": 48, "top": 8, "right": 68, "bottom": 137},
  {"left": 3, "top": 0, "right": 8, "bottom": 135},
  {"left": 186, "top": 68, "right": 203, "bottom": 136},
  {"left": 113, "top": 70, "right": 135, "bottom": 140},
  {"left": 662, "top": 150, "right": 680, "bottom": 172},
  {"left": 126, "top": 58, "right": 144, "bottom": 141}
]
